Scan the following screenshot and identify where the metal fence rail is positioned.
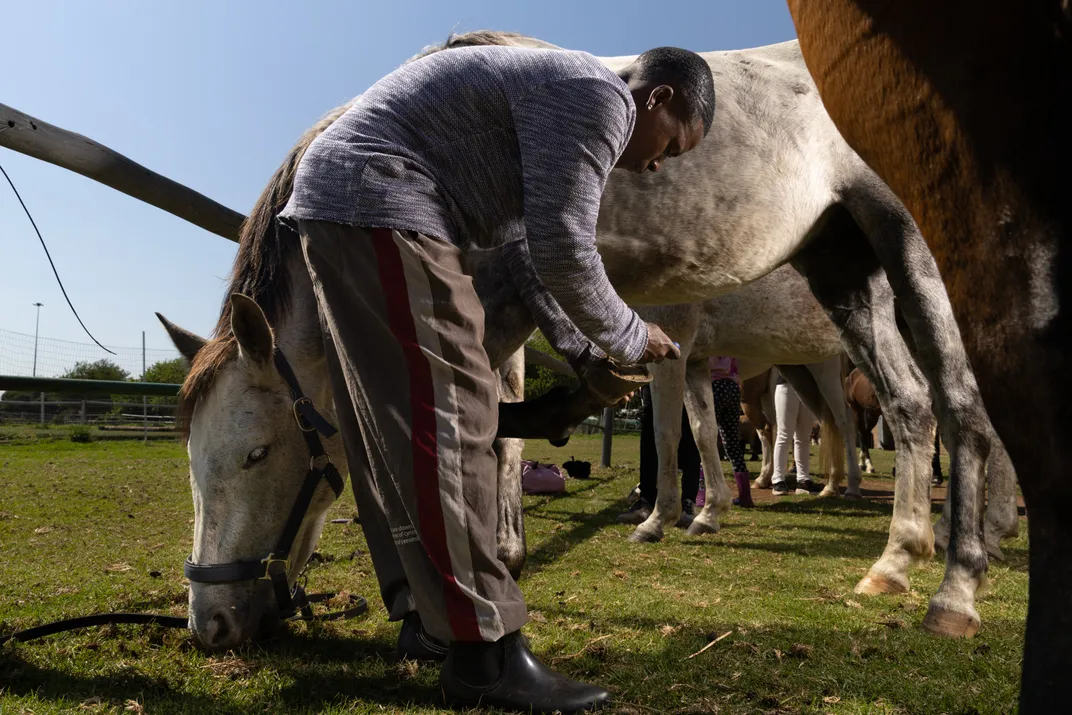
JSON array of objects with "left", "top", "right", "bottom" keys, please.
[{"left": 0, "top": 375, "right": 182, "bottom": 437}]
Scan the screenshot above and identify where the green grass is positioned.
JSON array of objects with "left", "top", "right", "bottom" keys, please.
[
  {"left": 0, "top": 424, "right": 178, "bottom": 444},
  {"left": 0, "top": 437, "right": 1026, "bottom": 714}
]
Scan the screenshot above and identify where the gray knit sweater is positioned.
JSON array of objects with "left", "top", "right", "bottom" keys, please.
[{"left": 280, "top": 45, "right": 648, "bottom": 363}]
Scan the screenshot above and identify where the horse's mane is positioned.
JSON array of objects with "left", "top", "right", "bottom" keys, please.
[{"left": 178, "top": 29, "right": 557, "bottom": 433}]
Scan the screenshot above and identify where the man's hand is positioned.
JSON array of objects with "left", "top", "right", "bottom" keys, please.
[{"left": 642, "top": 322, "right": 681, "bottom": 363}]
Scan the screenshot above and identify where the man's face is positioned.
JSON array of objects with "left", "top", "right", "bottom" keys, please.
[{"left": 616, "top": 85, "right": 705, "bottom": 174}]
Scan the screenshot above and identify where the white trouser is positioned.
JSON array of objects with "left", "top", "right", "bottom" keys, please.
[{"left": 772, "top": 382, "right": 815, "bottom": 485}]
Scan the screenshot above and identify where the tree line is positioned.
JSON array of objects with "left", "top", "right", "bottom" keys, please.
[{"left": 0, "top": 358, "right": 189, "bottom": 416}]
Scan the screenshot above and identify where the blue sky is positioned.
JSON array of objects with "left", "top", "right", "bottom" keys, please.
[{"left": 1, "top": 0, "right": 796, "bottom": 353}]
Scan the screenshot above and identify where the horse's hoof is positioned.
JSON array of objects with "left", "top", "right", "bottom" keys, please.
[
  {"left": 753, "top": 477, "right": 772, "bottom": 489},
  {"left": 628, "top": 527, "right": 663, "bottom": 544},
  {"left": 819, "top": 485, "right": 839, "bottom": 498},
  {"left": 842, "top": 490, "right": 863, "bottom": 501},
  {"left": 923, "top": 604, "right": 980, "bottom": 638},
  {"left": 855, "top": 571, "right": 909, "bottom": 595},
  {"left": 986, "top": 541, "right": 1005, "bottom": 562},
  {"left": 685, "top": 519, "right": 720, "bottom": 536}
]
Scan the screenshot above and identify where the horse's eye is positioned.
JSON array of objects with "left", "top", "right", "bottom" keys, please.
[{"left": 244, "top": 446, "right": 269, "bottom": 468}]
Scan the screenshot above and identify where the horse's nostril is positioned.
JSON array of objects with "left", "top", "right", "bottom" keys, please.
[
  {"left": 201, "top": 610, "right": 236, "bottom": 650},
  {"left": 211, "top": 613, "right": 231, "bottom": 642}
]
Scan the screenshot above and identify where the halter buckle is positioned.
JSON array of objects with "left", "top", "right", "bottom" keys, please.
[
  {"left": 260, "top": 554, "right": 290, "bottom": 580},
  {"left": 292, "top": 398, "right": 316, "bottom": 432}
]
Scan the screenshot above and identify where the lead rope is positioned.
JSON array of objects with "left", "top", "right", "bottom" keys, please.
[{"left": 0, "top": 584, "right": 367, "bottom": 646}]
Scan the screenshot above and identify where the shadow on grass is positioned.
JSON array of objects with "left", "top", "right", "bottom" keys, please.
[
  {"left": 0, "top": 648, "right": 241, "bottom": 714},
  {"left": 3, "top": 617, "right": 1020, "bottom": 714},
  {"left": 521, "top": 496, "right": 625, "bottom": 580}
]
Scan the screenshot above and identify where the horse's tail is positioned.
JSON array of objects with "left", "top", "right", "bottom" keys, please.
[
  {"left": 212, "top": 101, "right": 354, "bottom": 337},
  {"left": 818, "top": 400, "right": 846, "bottom": 487}
]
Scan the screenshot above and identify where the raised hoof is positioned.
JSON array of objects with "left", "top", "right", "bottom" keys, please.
[
  {"left": 986, "top": 542, "right": 1005, "bottom": 562},
  {"left": 923, "top": 604, "right": 980, "bottom": 638},
  {"left": 685, "top": 519, "right": 720, "bottom": 536},
  {"left": 855, "top": 571, "right": 909, "bottom": 595},
  {"left": 628, "top": 527, "right": 663, "bottom": 544}
]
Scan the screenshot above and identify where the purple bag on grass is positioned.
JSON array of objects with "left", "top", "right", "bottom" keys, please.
[{"left": 521, "top": 460, "right": 566, "bottom": 494}]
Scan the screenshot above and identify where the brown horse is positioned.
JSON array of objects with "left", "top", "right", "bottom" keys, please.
[
  {"left": 844, "top": 366, "right": 945, "bottom": 482},
  {"left": 844, "top": 367, "right": 882, "bottom": 473},
  {"left": 787, "top": 1, "right": 1071, "bottom": 709}
]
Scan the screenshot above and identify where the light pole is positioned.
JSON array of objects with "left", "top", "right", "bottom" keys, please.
[
  {"left": 32, "top": 302, "right": 44, "bottom": 426},
  {"left": 32, "top": 302, "right": 43, "bottom": 377}
]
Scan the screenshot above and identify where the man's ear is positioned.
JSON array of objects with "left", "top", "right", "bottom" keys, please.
[{"left": 645, "top": 84, "right": 674, "bottom": 110}]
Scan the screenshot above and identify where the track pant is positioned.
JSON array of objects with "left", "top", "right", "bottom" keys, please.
[
  {"left": 772, "top": 381, "right": 815, "bottom": 484},
  {"left": 638, "top": 385, "right": 700, "bottom": 505},
  {"left": 299, "top": 220, "right": 527, "bottom": 643}
]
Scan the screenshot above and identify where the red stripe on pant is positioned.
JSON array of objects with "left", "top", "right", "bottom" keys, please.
[{"left": 370, "top": 228, "right": 483, "bottom": 642}]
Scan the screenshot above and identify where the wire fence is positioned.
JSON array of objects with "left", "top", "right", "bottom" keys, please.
[
  {"left": 0, "top": 328, "right": 182, "bottom": 380},
  {"left": 0, "top": 398, "right": 177, "bottom": 427}
]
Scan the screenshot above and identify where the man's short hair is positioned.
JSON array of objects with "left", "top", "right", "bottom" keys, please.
[{"left": 631, "top": 47, "right": 716, "bottom": 135}]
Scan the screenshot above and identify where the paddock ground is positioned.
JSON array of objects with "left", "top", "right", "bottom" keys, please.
[{"left": 0, "top": 436, "right": 1027, "bottom": 714}]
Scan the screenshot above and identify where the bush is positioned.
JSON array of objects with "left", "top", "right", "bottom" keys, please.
[
  {"left": 524, "top": 332, "right": 576, "bottom": 399},
  {"left": 69, "top": 426, "right": 93, "bottom": 443}
]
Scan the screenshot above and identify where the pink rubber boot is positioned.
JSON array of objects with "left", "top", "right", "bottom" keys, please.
[{"left": 732, "top": 471, "right": 755, "bottom": 508}]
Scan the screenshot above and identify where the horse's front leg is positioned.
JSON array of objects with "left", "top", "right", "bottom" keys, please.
[
  {"left": 683, "top": 361, "right": 732, "bottom": 536},
  {"left": 630, "top": 356, "right": 688, "bottom": 543},
  {"left": 494, "top": 348, "right": 527, "bottom": 579}
]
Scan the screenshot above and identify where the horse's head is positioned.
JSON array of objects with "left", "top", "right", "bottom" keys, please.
[{"left": 157, "top": 294, "right": 344, "bottom": 651}]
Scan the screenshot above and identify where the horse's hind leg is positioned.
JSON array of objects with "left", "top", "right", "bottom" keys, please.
[
  {"left": 683, "top": 360, "right": 733, "bottom": 536},
  {"left": 494, "top": 349, "right": 526, "bottom": 579},
  {"left": 844, "top": 180, "right": 990, "bottom": 637},
  {"left": 792, "top": 209, "right": 938, "bottom": 601},
  {"left": 982, "top": 433, "right": 1019, "bottom": 560}
]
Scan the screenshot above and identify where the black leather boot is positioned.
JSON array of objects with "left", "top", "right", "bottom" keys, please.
[
  {"left": 440, "top": 630, "right": 610, "bottom": 713},
  {"left": 396, "top": 612, "right": 448, "bottom": 662}
]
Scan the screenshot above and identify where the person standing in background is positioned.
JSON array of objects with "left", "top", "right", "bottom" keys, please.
[
  {"left": 771, "top": 372, "right": 823, "bottom": 496},
  {"left": 708, "top": 356, "right": 754, "bottom": 508}
]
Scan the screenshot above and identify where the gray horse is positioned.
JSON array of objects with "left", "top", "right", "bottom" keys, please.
[{"left": 157, "top": 30, "right": 998, "bottom": 649}]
